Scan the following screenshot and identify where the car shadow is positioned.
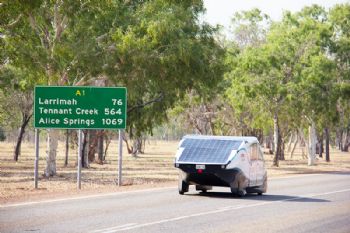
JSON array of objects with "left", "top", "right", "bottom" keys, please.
[{"left": 186, "top": 192, "right": 329, "bottom": 203}]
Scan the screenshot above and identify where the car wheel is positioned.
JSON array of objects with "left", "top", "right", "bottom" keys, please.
[
  {"left": 237, "top": 189, "right": 247, "bottom": 197},
  {"left": 178, "top": 180, "right": 189, "bottom": 195},
  {"left": 259, "top": 176, "right": 268, "bottom": 194}
]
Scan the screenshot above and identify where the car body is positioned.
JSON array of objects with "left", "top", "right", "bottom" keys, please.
[{"left": 174, "top": 135, "right": 267, "bottom": 196}]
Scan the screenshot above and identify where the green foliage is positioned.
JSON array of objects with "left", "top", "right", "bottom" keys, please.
[
  {"left": 103, "top": 0, "right": 225, "bottom": 137},
  {"left": 0, "top": 0, "right": 225, "bottom": 138},
  {"left": 225, "top": 4, "right": 341, "bottom": 137},
  {"left": 329, "top": 3, "right": 350, "bottom": 94}
]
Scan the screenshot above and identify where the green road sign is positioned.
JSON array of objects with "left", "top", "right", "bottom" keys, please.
[{"left": 34, "top": 86, "right": 127, "bottom": 129}]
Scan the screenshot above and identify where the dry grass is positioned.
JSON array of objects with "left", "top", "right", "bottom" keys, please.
[{"left": 0, "top": 140, "right": 349, "bottom": 204}]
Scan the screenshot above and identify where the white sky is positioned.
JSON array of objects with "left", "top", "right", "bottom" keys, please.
[{"left": 203, "top": 0, "right": 349, "bottom": 30}]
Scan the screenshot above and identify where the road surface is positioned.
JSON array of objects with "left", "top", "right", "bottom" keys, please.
[{"left": 1, "top": 172, "right": 350, "bottom": 233}]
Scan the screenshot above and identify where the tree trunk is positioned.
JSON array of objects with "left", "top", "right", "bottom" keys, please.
[
  {"left": 103, "top": 134, "right": 111, "bottom": 161},
  {"left": 337, "top": 129, "right": 342, "bottom": 150},
  {"left": 342, "top": 129, "right": 350, "bottom": 152},
  {"left": 273, "top": 113, "right": 280, "bottom": 167},
  {"left": 64, "top": 129, "right": 69, "bottom": 166},
  {"left": 308, "top": 121, "right": 317, "bottom": 166},
  {"left": 97, "top": 130, "right": 104, "bottom": 163},
  {"left": 88, "top": 130, "right": 97, "bottom": 163},
  {"left": 265, "top": 135, "right": 270, "bottom": 149},
  {"left": 265, "top": 133, "right": 273, "bottom": 154},
  {"left": 318, "top": 133, "right": 324, "bottom": 158},
  {"left": 325, "top": 128, "right": 330, "bottom": 162},
  {"left": 13, "top": 113, "right": 32, "bottom": 161},
  {"left": 131, "top": 137, "right": 143, "bottom": 157},
  {"left": 286, "top": 132, "right": 294, "bottom": 152},
  {"left": 279, "top": 139, "right": 285, "bottom": 160},
  {"left": 140, "top": 138, "right": 146, "bottom": 154},
  {"left": 45, "top": 129, "right": 59, "bottom": 177},
  {"left": 123, "top": 138, "right": 133, "bottom": 154},
  {"left": 270, "top": 132, "right": 275, "bottom": 154},
  {"left": 299, "top": 129, "right": 308, "bottom": 159},
  {"left": 290, "top": 132, "right": 298, "bottom": 158},
  {"left": 81, "top": 130, "right": 89, "bottom": 168}
]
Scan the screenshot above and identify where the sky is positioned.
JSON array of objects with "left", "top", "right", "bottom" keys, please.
[{"left": 203, "top": 0, "right": 349, "bottom": 33}]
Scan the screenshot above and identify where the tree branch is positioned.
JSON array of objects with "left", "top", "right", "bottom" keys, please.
[
  {"left": 27, "top": 12, "right": 49, "bottom": 49},
  {"left": 127, "top": 92, "right": 164, "bottom": 114},
  {"left": 5, "top": 14, "right": 22, "bottom": 28}
]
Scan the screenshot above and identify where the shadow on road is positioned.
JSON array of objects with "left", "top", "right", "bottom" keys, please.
[{"left": 186, "top": 192, "right": 330, "bottom": 203}]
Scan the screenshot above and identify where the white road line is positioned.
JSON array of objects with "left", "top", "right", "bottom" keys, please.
[
  {"left": 218, "top": 204, "right": 246, "bottom": 211},
  {"left": 0, "top": 187, "right": 174, "bottom": 208},
  {"left": 95, "top": 188, "right": 350, "bottom": 232},
  {"left": 91, "top": 223, "right": 137, "bottom": 233}
]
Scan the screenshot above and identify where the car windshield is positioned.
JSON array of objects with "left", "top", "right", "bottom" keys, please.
[{"left": 178, "top": 138, "right": 242, "bottom": 164}]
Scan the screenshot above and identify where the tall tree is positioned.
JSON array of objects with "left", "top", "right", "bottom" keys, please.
[
  {"left": 104, "top": 0, "right": 225, "bottom": 142},
  {"left": 329, "top": 3, "right": 350, "bottom": 152},
  {"left": 1, "top": 0, "right": 121, "bottom": 175},
  {"left": 225, "top": 5, "right": 337, "bottom": 166}
]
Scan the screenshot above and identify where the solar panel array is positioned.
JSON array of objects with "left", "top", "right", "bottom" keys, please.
[{"left": 178, "top": 138, "right": 242, "bottom": 164}]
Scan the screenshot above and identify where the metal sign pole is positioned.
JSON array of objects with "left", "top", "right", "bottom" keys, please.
[
  {"left": 34, "top": 129, "right": 39, "bottom": 189},
  {"left": 77, "top": 129, "right": 82, "bottom": 189},
  {"left": 118, "top": 130, "right": 123, "bottom": 186}
]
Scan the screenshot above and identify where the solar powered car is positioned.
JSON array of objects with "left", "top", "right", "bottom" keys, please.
[{"left": 174, "top": 135, "right": 267, "bottom": 196}]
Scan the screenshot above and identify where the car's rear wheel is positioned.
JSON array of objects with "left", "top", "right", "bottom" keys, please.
[{"left": 178, "top": 180, "right": 189, "bottom": 195}]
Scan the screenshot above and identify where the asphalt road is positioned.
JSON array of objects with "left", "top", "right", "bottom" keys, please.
[{"left": 1, "top": 172, "right": 350, "bottom": 233}]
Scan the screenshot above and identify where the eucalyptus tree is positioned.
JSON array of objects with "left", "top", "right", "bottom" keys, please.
[
  {"left": 329, "top": 3, "right": 350, "bottom": 152},
  {"left": 0, "top": 0, "right": 121, "bottom": 175},
  {"left": 226, "top": 5, "right": 337, "bottom": 166},
  {"left": 103, "top": 0, "right": 225, "bottom": 144},
  {"left": 284, "top": 6, "right": 337, "bottom": 165},
  {"left": 224, "top": 9, "right": 272, "bottom": 142},
  {"left": 0, "top": 86, "right": 33, "bottom": 161}
]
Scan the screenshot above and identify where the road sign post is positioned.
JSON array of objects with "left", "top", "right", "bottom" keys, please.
[
  {"left": 78, "top": 129, "right": 82, "bottom": 189},
  {"left": 34, "top": 86, "right": 127, "bottom": 189},
  {"left": 118, "top": 130, "right": 123, "bottom": 186},
  {"left": 34, "top": 129, "right": 39, "bottom": 189}
]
